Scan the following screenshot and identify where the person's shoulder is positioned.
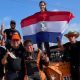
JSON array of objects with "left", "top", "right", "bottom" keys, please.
[
  {"left": 0, "top": 46, "right": 6, "bottom": 50},
  {"left": 18, "top": 43, "right": 25, "bottom": 51},
  {"left": 63, "top": 42, "right": 70, "bottom": 46},
  {"left": 14, "top": 29, "right": 19, "bottom": 32},
  {"left": 34, "top": 12, "right": 42, "bottom": 16},
  {"left": 76, "top": 41, "right": 80, "bottom": 45},
  {"left": 0, "top": 46, "right": 6, "bottom": 53},
  {"left": 76, "top": 41, "right": 80, "bottom": 43},
  {"left": 4, "top": 29, "right": 10, "bottom": 32}
]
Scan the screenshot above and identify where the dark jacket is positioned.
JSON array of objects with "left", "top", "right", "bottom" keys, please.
[
  {"left": 6, "top": 44, "right": 25, "bottom": 80},
  {"left": 0, "top": 47, "right": 6, "bottom": 77}
]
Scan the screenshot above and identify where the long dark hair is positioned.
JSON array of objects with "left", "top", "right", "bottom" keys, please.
[{"left": 39, "top": 1, "right": 47, "bottom": 11}]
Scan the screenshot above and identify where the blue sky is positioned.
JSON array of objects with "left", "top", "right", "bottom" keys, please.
[{"left": 0, "top": 0, "right": 80, "bottom": 44}]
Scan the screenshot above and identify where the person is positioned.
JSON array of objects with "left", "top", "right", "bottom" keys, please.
[
  {"left": 23, "top": 39, "right": 49, "bottom": 80},
  {"left": 0, "top": 46, "right": 6, "bottom": 80},
  {"left": 59, "top": 31, "right": 80, "bottom": 80},
  {"left": 0, "top": 23, "right": 4, "bottom": 46},
  {"left": 3, "top": 20, "right": 20, "bottom": 50},
  {"left": 37, "top": 1, "right": 50, "bottom": 57},
  {"left": 1, "top": 32, "right": 25, "bottom": 80}
]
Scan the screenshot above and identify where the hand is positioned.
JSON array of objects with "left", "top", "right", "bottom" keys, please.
[
  {"left": 24, "top": 75, "right": 28, "bottom": 80},
  {"left": 4, "top": 52, "right": 9, "bottom": 59},
  {"left": 1, "top": 53, "right": 8, "bottom": 64}
]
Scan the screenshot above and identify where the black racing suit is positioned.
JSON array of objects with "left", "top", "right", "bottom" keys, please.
[
  {"left": 63, "top": 41, "right": 80, "bottom": 80},
  {"left": 5, "top": 44, "right": 25, "bottom": 80}
]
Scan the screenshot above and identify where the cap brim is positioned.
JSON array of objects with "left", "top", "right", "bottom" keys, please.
[
  {"left": 12, "top": 34, "right": 21, "bottom": 40},
  {"left": 64, "top": 34, "right": 79, "bottom": 38}
]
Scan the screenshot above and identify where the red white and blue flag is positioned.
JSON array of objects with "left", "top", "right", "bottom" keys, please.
[{"left": 21, "top": 11, "right": 74, "bottom": 43}]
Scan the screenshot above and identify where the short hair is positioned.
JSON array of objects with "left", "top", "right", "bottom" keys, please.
[
  {"left": 23, "top": 39, "right": 33, "bottom": 46},
  {"left": 10, "top": 20, "right": 16, "bottom": 25}
]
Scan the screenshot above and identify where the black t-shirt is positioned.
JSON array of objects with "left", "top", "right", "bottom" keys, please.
[
  {"left": 0, "top": 47, "right": 6, "bottom": 76},
  {"left": 4, "top": 29, "right": 20, "bottom": 41},
  {"left": 63, "top": 41, "right": 80, "bottom": 66}
]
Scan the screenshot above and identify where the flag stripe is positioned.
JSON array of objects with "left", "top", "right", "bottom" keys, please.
[
  {"left": 22, "top": 21, "right": 68, "bottom": 36},
  {"left": 21, "top": 11, "right": 74, "bottom": 43},
  {"left": 23, "top": 32, "right": 62, "bottom": 43},
  {"left": 21, "top": 11, "right": 73, "bottom": 28}
]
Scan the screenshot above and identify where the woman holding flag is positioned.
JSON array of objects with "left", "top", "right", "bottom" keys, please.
[{"left": 37, "top": 1, "right": 50, "bottom": 57}]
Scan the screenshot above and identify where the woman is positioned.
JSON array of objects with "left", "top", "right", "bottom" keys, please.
[
  {"left": 23, "top": 39, "right": 49, "bottom": 80},
  {"left": 37, "top": 1, "right": 50, "bottom": 57}
]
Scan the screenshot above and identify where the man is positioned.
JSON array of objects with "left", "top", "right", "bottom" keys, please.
[
  {"left": 61, "top": 31, "right": 80, "bottom": 80},
  {"left": 2, "top": 32, "right": 25, "bottom": 80},
  {"left": 0, "top": 46, "right": 6, "bottom": 80},
  {"left": 3, "top": 20, "right": 20, "bottom": 50},
  {"left": 23, "top": 39, "right": 49, "bottom": 80}
]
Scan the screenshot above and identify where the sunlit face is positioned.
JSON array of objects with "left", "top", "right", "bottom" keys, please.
[
  {"left": 11, "top": 39, "right": 21, "bottom": 48},
  {"left": 40, "top": 2, "right": 46, "bottom": 12},
  {"left": 68, "top": 36, "right": 76, "bottom": 43},
  {"left": 10, "top": 24, "right": 16, "bottom": 29},
  {"left": 25, "top": 44, "right": 34, "bottom": 53}
]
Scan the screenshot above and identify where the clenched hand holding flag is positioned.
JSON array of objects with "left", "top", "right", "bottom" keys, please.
[{"left": 21, "top": 11, "right": 74, "bottom": 44}]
